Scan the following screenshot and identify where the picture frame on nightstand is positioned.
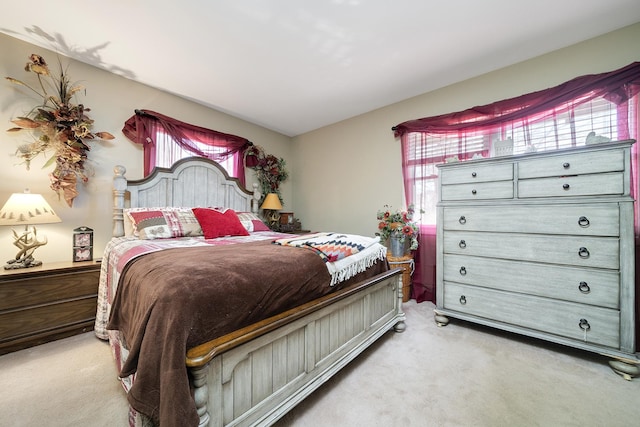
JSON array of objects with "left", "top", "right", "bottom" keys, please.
[
  {"left": 279, "top": 212, "right": 294, "bottom": 225},
  {"left": 73, "top": 226, "right": 93, "bottom": 262},
  {"left": 279, "top": 212, "right": 304, "bottom": 232}
]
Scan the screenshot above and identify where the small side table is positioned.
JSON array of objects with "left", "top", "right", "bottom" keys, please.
[{"left": 387, "top": 254, "right": 414, "bottom": 302}]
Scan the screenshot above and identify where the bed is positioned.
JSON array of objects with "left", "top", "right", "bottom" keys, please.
[{"left": 95, "top": 157, "right": 406, "bottom": 427}]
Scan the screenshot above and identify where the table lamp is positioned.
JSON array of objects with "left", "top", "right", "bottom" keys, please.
[
  {"left": 260, "top": 193, "right": 283, "bottom": 230},
  {"left": 0, "top": 189, "right": 62, "bottom": 269}
]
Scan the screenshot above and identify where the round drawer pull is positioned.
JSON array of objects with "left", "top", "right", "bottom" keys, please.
[
  {"left": 471, "top": 189, "right": 477, "bottom": 195},
  {"left": 471, "top": 172, "right": 477, "bottom": 177},
  {"left": 459, "top": 266, "right": 467, "bottom": 276},
  {"left": 578, "top": 318, "right": 591, "bottom": 331},
  {"left": 578, "top": 281, "right": 591, "bottom": 294},
  {"left": 459, "top": 216, "right": 466, "bottom": 224},
  {"left": 563, "top": 162, "right": 570, "bottom": 169},
  {"left": 578, "top": 216, "right": 590, "bottom": 227},
  {"left": 459, "top": 295, "right": 467, "bottom": 305},
  {"left": 563, "top": 183, "right": 570, "bottom": 190},
  {"left": 578, "top": 247, "right": 590, "bottom": 258},
  {"left": 459, "top": 240, "right": 466, "bottom": 249}
]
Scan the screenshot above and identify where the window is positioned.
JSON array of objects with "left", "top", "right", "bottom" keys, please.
[
  {"left": 122, "top": 110, "right": 251, "bottom": 185},
  {"left": 155, "top": 130, "right": 237, "bottom": 176}
]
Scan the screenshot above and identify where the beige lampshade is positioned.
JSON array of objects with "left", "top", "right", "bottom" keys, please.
[
  {"left": 260, "top": 193, "right": 283, "bottom": 210},
  {"left": 0, "top": 190, "right": 62, "bottom": 226}
]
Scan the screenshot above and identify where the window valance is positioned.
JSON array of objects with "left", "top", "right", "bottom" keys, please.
[
  {"left": 122, "top": 109, "right": 251, "bottom": 179},
  {"left": 392, "top": 62, "right": 640, "bottom": 138}
]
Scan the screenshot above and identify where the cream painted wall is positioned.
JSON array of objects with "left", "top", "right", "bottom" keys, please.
[
  {"left": 292, "top": 22, "right": 640, "bottom": 237},
  {"left": 0, "top": 33, "right": 292, "bottom": 263}
]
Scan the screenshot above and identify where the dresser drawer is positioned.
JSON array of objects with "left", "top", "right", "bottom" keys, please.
[
  {"left": 443, "top": 254, "right": 620, "bottom": 308},
  {"left": 518, "top": 172, "right": 624, "bottom": 198},
  {"left": 518, "top": 148, "right": 625, "bottom": 179},
  {"left": 442, "top": 282, "right": 620, "bottom": 348},
  {"left": 444, "top": 231, "right": 619, "bottom": 269},
  {"left": 440, "top": 162, "right": 513, "bottom": 185},
  {"left": 441, "top": 181, "right": 513, "bottom": 201},
  {"left": 443, "top": 204, "right": 620, "bottom": 236}
]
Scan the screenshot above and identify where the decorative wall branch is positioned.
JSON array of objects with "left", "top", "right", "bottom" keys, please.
[{"left": 6, "top": 54, "right": 115, "bottom": 207}]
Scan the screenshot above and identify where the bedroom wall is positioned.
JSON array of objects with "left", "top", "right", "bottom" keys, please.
[
  {"left": 291, "top": 22, "right": 640, "bottom": 237},
  {"left": 0, "top": 33, "right": 292, "bottom": 263}
]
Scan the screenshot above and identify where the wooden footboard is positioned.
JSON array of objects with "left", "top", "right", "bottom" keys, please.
[{"left": 186, "top": 269, "right": 404, "bottom": 427}]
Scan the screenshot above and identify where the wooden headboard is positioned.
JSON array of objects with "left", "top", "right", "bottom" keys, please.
[{"left": 112, "top": 157, "right": 260, "bottom": 237}]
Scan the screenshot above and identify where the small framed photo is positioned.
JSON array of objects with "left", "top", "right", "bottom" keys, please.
[
  {"left": 280, "top": 212, "right": 294, "bottom": 225},
  {"left": 73, "top": 246, "right": 93, "bottom": 262},
  {"left": 73, "top": 226, "right": 94, "bottom": 262},
  {"left": 74, "top": 232, "right": 92, "bottom": 247}
]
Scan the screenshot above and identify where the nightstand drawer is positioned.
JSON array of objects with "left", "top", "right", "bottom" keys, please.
[
  {"left": 0, "top": 297, "right": 97, "bottom": 340},
  {"left": 0, "top": 269, "right": 100, "bottom": 311}
]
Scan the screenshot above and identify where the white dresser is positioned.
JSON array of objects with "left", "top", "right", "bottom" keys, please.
[{"left": 435, "top": 140, "right": 639, "bottom": 379}]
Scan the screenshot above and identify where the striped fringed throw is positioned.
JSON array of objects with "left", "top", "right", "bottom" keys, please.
[{"left": 274, "top": 232, "right": 387, "bottom": 286}]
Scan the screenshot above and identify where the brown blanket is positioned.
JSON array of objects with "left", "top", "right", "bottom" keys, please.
[{"left": 107, "top": 239, "right": 387, "bottom": 427}]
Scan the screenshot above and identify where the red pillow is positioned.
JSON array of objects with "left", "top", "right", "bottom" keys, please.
[{"left": 192, "top": 208, "right": 249, "bottom": 239}]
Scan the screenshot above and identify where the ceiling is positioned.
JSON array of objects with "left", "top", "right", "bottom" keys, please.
[{"left": 1, "top": 1, "right": 639, "bottom": 137}]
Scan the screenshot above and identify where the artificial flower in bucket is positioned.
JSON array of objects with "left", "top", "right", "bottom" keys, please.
[
  {"left": 6, "top": 54, "right": 115, "bottom": 207},
  {"left": 376, "top": 204, "right": 420, "bottom": 254}
]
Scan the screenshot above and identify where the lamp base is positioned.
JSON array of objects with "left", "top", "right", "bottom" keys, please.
[
  {"left": 5, "top": 255, "right": 43, "bottom": 270},
  {"left": 265, "top": 210, "right": 281, "bottom": 231},
  {"left": 4, "top": 226, "right": 48, "bottom": 269}
]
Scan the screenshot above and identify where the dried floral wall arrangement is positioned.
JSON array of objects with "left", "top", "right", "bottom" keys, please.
[
  {"left": 6, "top": 54, "right": 114, "bottom": 207},
  {"left": 244, "top": 144, "right": 288, "bottom": 204}
]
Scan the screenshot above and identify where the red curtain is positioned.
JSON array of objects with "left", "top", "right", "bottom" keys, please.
[
  {"left": 122, "top": 109, "right": 252, "bottom": 185},
  {"left": 394, "top": 62, "right": 640, "bottom": 137},
  {"left": 394, "top": 62, "right": 640, "bottom": 304}
]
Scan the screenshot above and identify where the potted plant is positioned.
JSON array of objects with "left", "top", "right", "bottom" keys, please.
[{"left": 376, "top": 204, "right": 419, "bottom": 256}]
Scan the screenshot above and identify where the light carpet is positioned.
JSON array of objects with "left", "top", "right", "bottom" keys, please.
[{"left": 0, "top": 301, "right": 638, "bottom": 427}]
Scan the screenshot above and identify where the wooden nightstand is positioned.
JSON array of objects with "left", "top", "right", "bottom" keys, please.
[
  {"left": 0, "top": 260, "right": 101, "bottom": 355},
  {"left": 387, "top": 254, "right": 414, "bottom": 303}
]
